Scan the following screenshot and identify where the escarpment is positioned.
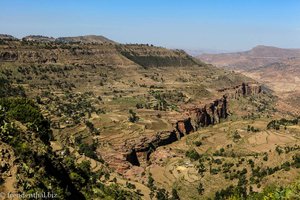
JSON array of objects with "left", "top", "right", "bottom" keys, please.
[
  {"left": 0, "top": 45, "right": 132, "bottom": 66},
  {"left": 0, "top": 50, "right": 58, "bottom": 63},
  {"left": 0, "top": 40, "right": 200, "bottom": 67},
  {"left": 0, "top": 51, "right": 18, "bottom": 61},
  {"left": 189, "top": 96, "right": 228, "bottom": 129},
  {"left": 0, "top": 38, "right": 265, "bottom": 178},
  {"left": 218, "top": 83, "right": 262, "bottom": 99},
  {"left": 117, "top": 44, "right": 199, "bottom": 68},
  {"left": 104, "top": 84, "right": 262, "bottom": 174},
  {"left": 109, "top": 95, "right": 228, "bottom": 173},
  {"left": 126, "top": 96, "right": 228, "bottom": 166}
]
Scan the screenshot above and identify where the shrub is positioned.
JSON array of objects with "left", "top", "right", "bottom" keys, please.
[
  {"left": 194, "top": 141, "right": 202, "bottom": 147},
  {"left": 128, "top": 109, "right": 139, "bottom": 123},
  {"left": 0, "top": 97, "right": 52, "bottom": 143},
  {"left": 186, "top": 149, "right": 200, "bottom": 161},
  {"left": 197, "top": 183, "right": 204, "bottom": 195},
  {"left": 76, "top": 138, "right": 99, "bottom": 160},
  {"left": 171, "top": 188, "right": 180, "bottom": 200}
]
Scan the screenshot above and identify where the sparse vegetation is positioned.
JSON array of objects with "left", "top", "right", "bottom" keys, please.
[
  {"left": 267, "top": 118, "right": 298, "bottom": 130},
  {"left": 0, "top": 37, "right": 299, "bottom": 200}
]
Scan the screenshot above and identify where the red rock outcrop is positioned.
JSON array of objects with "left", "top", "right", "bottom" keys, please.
[
  {"left": 103, "top": 83, "right": 261, "bottom": 174},
  {"left": 189, "top": 96, "right": 228, "bottom": 129},
  {"left": 123, "top": 96, "right": 229, "bottom": 169},
  {"left": 104, "top": 83, "right": 262, "bottom": 174},
  {"left": 120, "top": 83, "right": 261, "bottom": 171},
  {"left": 218, "top": 83, "right": 262, "bottom": 99}
]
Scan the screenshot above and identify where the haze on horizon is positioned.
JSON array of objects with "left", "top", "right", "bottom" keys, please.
[{"left": 1, "top": 0, "right": 300, "bottom": 52}]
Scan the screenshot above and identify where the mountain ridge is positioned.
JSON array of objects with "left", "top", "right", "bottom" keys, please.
[
  {"left": 0, "top": 33, "right": 116, "bottom": 44},
  {"left": 198, "top": 45, "right": 300, "bottom": 70},
  {"left": 1, "top": 37, "right": 299, "bottom": 199},
  {"left": 197, "top": 45, "right": 300, "bottom": 115}
]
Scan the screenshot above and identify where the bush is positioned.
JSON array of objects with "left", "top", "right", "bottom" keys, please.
[
  {"left": 194, "top": 141, "right": 202, "bottom": 147},
  {"left": 171, "top": 188, "right": 180, "bottom": 200},
  {"left": 185, "top": 149, "right": 201, "bottom": 161},
  {"left": 292, "top": 154, "right": 300, "bottom": 168},
  {"left": 263, "top": 154, "right": 268, "bottom": 161},
  {"left": 78, "top": 143, "right": 98, "bottom": 160},
  {"left": 148, "top": 174, "right": 155, "bottom": 189},
  {"left": 267, "top": 118, "right": 298, "bottom": 130},
  {"left": 77, "top": 160, "right": 91, "bottom": 175},
  {"left": 128, "top": 109, "right": 139, "bottom": 123},
  {"left": 70, "top": 172, "right": 86, "bottom": 188},
  {"left": 0, "top": 97, "right": 52, "bottom": 143},
  {"left": 197, "top": 183, "right": 204, "bottom": 195},
  {"left": 85, "top": 120, "right": 99, "bottom": 134}
]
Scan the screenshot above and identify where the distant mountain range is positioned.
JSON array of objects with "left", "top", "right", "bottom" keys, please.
[
  {"left": 197, "top": 45, "right": 300, "bottom": 114},
  {"left": 184, "top": 49, "right": 231, "bottom": 56},
  {"left": 197, "top": 45, "right": 300, "bottom": 70},
  {"left": 0, "top": 34, "right": 115, "bottom": 44}
]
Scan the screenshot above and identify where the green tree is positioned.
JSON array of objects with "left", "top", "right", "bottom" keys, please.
[{"left": 128, "top": 109, "right": 139, "bottom": 123}]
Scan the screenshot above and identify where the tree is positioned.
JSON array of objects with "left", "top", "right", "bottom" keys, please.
[
  {"left": 185, "top": 149, "right": 200, "bottom": 161},
  {"left": 156, "top": 188, "right": 169, "bottom": 200},
  {"left": 263, "top": 154, "right": 268, "bottom": 161},
  {"left": 78, "top": 160, "right": 91, "bottom": 176},
  {"left": 128, "top": 109, "right": 139, "bottom": 123},
  {"left": 197, "top": 183, "right": 204, "bottom": 195},
  {"left": 85, "top": 120, "right": 99, "bottom": 134},
  {"left": 147, "top": 174, "right": 155, "bottom": 189},
  {"left": 171, "top": 188, "right": 180, "bottom": 200}
]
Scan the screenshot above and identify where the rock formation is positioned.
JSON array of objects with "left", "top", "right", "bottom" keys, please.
[
  {"left": 217, "top": 83, "right": 262, "bottom": 99},
  {"left": 22, "top": 35, "right": 56, "bottom": 43},
  {"left": 103, "top": 83, "right": 261, "bottom": 174}
]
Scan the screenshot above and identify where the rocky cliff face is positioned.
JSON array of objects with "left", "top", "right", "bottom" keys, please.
[
  {"left": 126, "top": 96, "right": 228, "bottom": 167},
  {"left": 217, "top": 83, "right": 262, "bottom": 99},
  {"left": 0, "top": 50, "right": 57, "bottom": 63},
  {"left": 22, "top": 35, "right": 56, "bottom": 43},
  {"left": 0, "top": 38, "right": 200, "bottom": 68},
  {"left": 0, "top": 44, "right": 131, "bottom": 66},
  {"left": 189, "top": 96, "right": 228, "bottom": 129},
  {"left": 118, "top": 44, "right": 199, "bottom": 68},
  {"left": 103, "top": 83, "right": 261, "bottom": 174}
]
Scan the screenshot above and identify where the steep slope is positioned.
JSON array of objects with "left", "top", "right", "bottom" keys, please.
[
  {"left": 118, "top": 44, "right": 199, "bottom": 68},
  {"left": 197, "top": 46, "right": 300, "bottom": 115},
  {"left": 0, "top": 98, "right": 140, "bottom": 199},
  {"left": 1, "top": 36, "right": 298, "bottom": 199}
]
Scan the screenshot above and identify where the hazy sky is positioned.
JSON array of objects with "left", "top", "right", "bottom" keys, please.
[{"left": 1, "top": 0, "right": 300, "bottom": 51}]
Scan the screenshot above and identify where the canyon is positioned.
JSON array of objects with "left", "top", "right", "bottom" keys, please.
[
  {"left": 101, "top": 83, "right": 262, "bottom": 174},
  {"left": 1, "top": 35, "right": 299, "bottom": 200}
]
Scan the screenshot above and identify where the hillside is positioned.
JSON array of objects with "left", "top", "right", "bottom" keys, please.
[
  {"left": 198, "top": 45, "right": 300, "bottom": 70},
  {"left": 0, "top": 36, "right": 299, "bottom": 199},
  {"left": 56, "top": 35, "right": 116, "bottom": 44},
  {"left": 197, "top": 46, "right": 300, "bottom": 116}
]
